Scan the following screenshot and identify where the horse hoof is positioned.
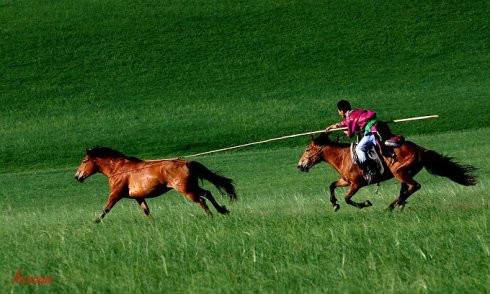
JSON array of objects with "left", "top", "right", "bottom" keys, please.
[
  {"left": 94, "top": 218, "right": 101, "bottom": 224},
  {"left": 333, "top": 204, "right": 340, "bottom": 212},
  {"left": 364, "top": 200, "right": 373, "bottom": 207}
]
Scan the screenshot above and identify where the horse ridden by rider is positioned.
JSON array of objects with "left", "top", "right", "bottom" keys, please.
[
  {"left": 325, "top": 100, "right": 402, "bottom": 183},
  {"left": 298, "top": 99, "right": 476, "bottom": 211}
]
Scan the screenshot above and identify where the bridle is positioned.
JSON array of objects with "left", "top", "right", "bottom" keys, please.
[{"left": 305, "top": 144, "right": 325, "bottom": 166}]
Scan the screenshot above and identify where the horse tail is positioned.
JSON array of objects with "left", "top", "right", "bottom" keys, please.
[
  {"left": 188, "top": 161, "right": 237, "bottom": 200},
  {"left": 423, "top": 149, "right": 477, "bottom": 186}
]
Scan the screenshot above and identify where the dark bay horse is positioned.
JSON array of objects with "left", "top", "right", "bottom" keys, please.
[
  {"left": 297, "top": 133, "right": 476, "bottom": 211},
  {"left": 75, "top": 147, "right": 236, "bottom": 222}
]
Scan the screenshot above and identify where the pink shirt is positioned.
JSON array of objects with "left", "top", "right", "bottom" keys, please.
[{"left": 337, "top": 109, "right": 377, "bottom": 137}]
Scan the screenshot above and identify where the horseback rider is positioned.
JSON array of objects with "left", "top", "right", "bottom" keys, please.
[{"left": 325, "top": 100, "right": 401, "bottom": 182}]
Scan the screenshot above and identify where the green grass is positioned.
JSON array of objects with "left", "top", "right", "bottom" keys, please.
[
  {"left": 1, "top": 0, "right": 489, "bottom": 292},
  {"left": 1, "top": 128, "right": 488, "bottom": 293}
]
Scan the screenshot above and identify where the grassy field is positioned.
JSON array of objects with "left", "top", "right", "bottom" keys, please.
[
  {"left": 1, "top": 0, "right": 489, "bottom": 293},
  {"left": 1, "top": 128, "right": 488, "bottom": 293}
]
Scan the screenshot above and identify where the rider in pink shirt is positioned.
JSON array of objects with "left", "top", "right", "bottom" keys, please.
[
  {"left": 325, "top": 100, "right": 398, "bottom": 182},
  {"left": 333, "top": 108, "right": 378, "bottom": 138}
]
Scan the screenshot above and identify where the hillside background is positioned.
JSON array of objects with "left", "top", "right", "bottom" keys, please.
[{"left": 1, "top": 0, "right": 489, "bottom": 173}]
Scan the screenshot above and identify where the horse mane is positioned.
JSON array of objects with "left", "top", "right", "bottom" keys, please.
[
  {"left": 312, "top": 133, "right": 350, "bottom": 147},
  {"left": 86, "top": 147, "right": 142, "bottom": 161}
]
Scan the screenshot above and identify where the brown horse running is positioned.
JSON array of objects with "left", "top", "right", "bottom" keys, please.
[
  {"left": 75, "top": 147, "right": 236, "bottom": 222},
  {"left": 297, "top": 133, "right": 476, "bottom": 211}
]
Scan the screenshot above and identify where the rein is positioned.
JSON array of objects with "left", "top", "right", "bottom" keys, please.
[{"left": 312, "top": 146, "right": 325, "bottom": 161}]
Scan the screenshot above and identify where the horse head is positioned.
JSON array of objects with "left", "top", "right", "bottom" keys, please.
[
  {"left": 297, "top": 133, "right": 331, "bottom": 172},
  {"left": 75, "top": 148, "right": 100, "bottom": 182}
]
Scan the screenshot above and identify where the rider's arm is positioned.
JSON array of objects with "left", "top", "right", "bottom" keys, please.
[{"left": 325, "top": 121, "right": 345, "bottom": 132}]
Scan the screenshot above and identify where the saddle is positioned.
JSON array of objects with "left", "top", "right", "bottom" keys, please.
[
  {"left": 350, "top": 121, "right": 404, "bottom": 183},
  {"left": 350, "top": 142, "right": 385, "bottom": 184},
  {"left": 376, "top": 121, "right": 405, "bottom": 148}
]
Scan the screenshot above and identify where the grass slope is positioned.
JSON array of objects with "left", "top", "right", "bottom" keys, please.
[
  {"left": 1, "top": 0, "right": 489, "bottom": 172},
  {"left": 1, "top": 128, "right": 488, "bottom": 293}
]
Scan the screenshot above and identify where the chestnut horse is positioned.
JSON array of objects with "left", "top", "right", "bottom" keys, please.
[
  {"left": 297, "top": 133, "right": 476, "bottom": 211},
  {"left": 75, "top": 147, "right": 236, "bottom": 222}
]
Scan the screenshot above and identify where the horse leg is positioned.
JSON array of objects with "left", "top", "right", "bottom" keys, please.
[
  {"left": 397, "top": 179, "right": 421, "bottom": 210},
  {"left": 182, "top": 191, "right": 212, "bottom": 216},
  {"left": 389, "top": 163, "right": 422, "bottom": 210},
  {"left": 197, "top": 196, "right": 212, "bottom": 216},
  {"left": 329, "top": 179, "right": 349, "bottom": 212},
  {"left": 387, "top": 153, "right": 424, "bottom": 210},
  {"left": 344, "top": 183, "right": 372, "bottom": 209},
  {"left": 136, "top": 198, "right": 151, "bottom": 216},
  {"left": 95, "top": 191, "right": 122, "bottom": 223},
  {"left": 171, "top": 178, "right": 212, "bottom": 216},
  {"left": 389, "top": 183, "right": 408, "bottom": 210},
  {"left": 201, "top": 189, "right": 229, "bottom": 214}
]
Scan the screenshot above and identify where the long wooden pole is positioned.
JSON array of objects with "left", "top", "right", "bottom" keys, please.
[
  {"left": 184, "top": 129, "right": 343, "bottom": 158},
  {"left": 391, "top": 115, "right": 439, "bottom": 123},
  {"left": 183, "top": 114, "right": 438, "bottom": 158}
]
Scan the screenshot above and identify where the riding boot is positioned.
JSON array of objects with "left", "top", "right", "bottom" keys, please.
[
  {"left": 365, "top": 160, "right": 380, "bottom": 183},
  {"left": 358, "top": 161, "right": 373, "bottom": 183}
]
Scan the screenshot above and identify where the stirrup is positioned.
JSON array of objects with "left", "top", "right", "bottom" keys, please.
[{"left": 365, "top": 165, "right": 380, "bottom": 184}]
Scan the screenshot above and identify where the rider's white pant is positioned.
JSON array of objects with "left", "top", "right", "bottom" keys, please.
[{"left": 356, "top": 133, "right": 377, "bottom": 164}]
